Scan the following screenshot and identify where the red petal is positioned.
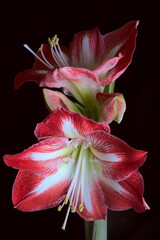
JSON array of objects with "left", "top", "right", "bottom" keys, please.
[
  {"left": 88, "top": 130, "right": 147, "bottom": 181},
  {"left": 103, "top": 21, "right": 138, "bottom": 83},
  {"left": 70, "top": 27, "right": 105, "bottom": 70},
  {"left": 34, "top": 108, "right": 110, "bottom": 140},
  {"left": 12, "top": 169, "right": 71, "bottom": 211},
  {"left": 4, "top": 137, "right": 71, "bottom": 176},
  {"left": 99, "top": 171, "right": 149, "bottom": 212},
  {"left": 14, "top": 68, "right": 48, "bottom": 89}
]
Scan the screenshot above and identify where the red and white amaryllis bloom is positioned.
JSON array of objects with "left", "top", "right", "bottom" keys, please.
[
  {"left": 4, "top": 108, "right": 149, "bottom": 229},
  {"left": 14, "top": 21, "right": 138, "bottom": 89}
]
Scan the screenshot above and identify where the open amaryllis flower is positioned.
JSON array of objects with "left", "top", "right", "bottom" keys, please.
[
  {"left": 4, "top": 108, "right": 149, "bottom": 230},
  {"left": 42, "top": 67, "right": 126, "bottom": 123},
  {"left": 14, "top": 21, "right": 138, "bottom": 89}
]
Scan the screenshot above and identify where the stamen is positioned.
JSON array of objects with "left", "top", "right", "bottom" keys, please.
[
  {"left": 61, "top": 205, "right": 70, "bottom": 230},
  {"left": 70, "top": 205, "right": 75, "bottom": 213},
  {"left": 60, "top": 144, "right": 88, "bottom": 230},
  {"left": 48, "top": 34, "right": 69, "bottom": 67},
  {"left": 64, "top": 197, "right": 68, "bottom": 205},
  {"left": 57, "top": 205, "right": 62, "bottom": 211},
  {"left": 78, "top": 204, "right": 84, "bottom": 212},
  {"left": 48, "top": 37, "right": 54, "bottom": 48},
  {"left": 40, "top": 44, "right": 54, "bottom": 69},
  {"left": 38, "top": 44, "right": 43, "bottom": 51},
  {"left": 23, "top": 44, "right": 53, "bottom": 69}
]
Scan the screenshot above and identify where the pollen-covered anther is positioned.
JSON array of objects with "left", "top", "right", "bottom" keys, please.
[
  {"left": 48, "top": 34, "right": 59, "bottom": 48},
  {"left": 69, "top": 205, "right": 75, "bottom": 213},
  {"left": 78, "top": 204, "right": 84, "bottom": 212},
  {"left": 51, "top": 35, "right": 59, "bottom": 45},
  {"left": 38, "top": 44, "right": 43, "bottom": 51},
  {"left": 64, "top": 197, "right": 68, "bottom": 205},
  {"left": 57, "top": 205, "right": 62, "bottom": 211},
  {"left": 48, "top": 37, "right": 54, "bottom": 48}
]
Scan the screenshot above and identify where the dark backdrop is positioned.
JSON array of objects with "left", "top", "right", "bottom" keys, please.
[{"left": 1, "top": 1, "right": 159, "bottom": 239}]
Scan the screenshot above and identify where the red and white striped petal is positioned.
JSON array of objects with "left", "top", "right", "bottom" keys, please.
[
  {"left": 34, "top": 108, "right": 110, "bottom": 140},
  {"left": 99, "top": 171, "right": 149, "bottom": 212},
  {"left": 43, "top": 89, "right": 82, "bottom": 113},
  {"left": 70, "top": 27, "right": 105, "bottom": 70},
  {"left": 4, "top": 137, "right": 73, "bottom": 176},
  {"left": 87, "top": 130, "right": 147, "bottom": 181},
  {"left": 97, "top": 92, "right": 126, "bottom": 124},
  {"left": 103, "top": 21, "right": 138, "bottom": 83},
  {"left": 93, "top": 54, "right": 123, "bottom": 84},
  {"left": 40, "top": 67, "right": 103, "bottom": 109},
  {"left": 12, "top": 164, "right": 73, "bottom": 211}
]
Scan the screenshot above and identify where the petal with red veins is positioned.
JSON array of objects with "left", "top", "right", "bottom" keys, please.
[
  {"left": 93, "top": 54, "right": 123, "bottom": 84},
  {"left": 12, "top": 165, "right": 73, "bottom": 211},
  {"left": 40, "top": 67, "right": 103, "bottom": 109},
  {"left": 43, "top": 89, "right": 82, "bottom": 113},
  {"left": 4, "top": 137, "right": 74, "bottom": 176},
  {"left": 34, "top": 108, "right": 110, "bottom": 140},
  {"left": 88, "top": 130, "right": 147, "bottom": 181},
  {"left": 99, "top": 171, "right": 149, "bottom": 212},
  {"left": 97, "top": 92, "right": 126, "bottom": 124},
  {"left": 103, "top": 21, "right": 138, "bottom": 83},
  {"left": 70, "top": 27, "right": 105, "bottom": 70}
]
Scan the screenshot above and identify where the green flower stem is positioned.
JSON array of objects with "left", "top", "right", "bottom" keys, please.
[
  {"left": 84, "top": 218, "right": 107, "bottom": 240},
  {"left": 103, "top": 81, "right": 115, "bottom": 94}
]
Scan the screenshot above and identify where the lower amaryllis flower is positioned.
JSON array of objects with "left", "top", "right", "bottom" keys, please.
[
  {"left": 14, "top": 21, "right": 138, "bottom": 89},
  {"left": 3, "top": 108, "right": 149, "bottom": 230}
]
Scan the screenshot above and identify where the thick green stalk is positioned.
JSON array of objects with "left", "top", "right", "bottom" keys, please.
[
  {"left": 103, "top": 81, "right": 115, "bottom": 94},
  {"left": 84, "top": 218, "right": 107, "bottom": 240}
]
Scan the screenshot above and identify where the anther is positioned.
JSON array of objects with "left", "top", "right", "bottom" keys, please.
[
  {"left": 48, "top": 37, "right": 53, "bottom": 48},
  {"left": 78, "top": 204, "right": 84, "bottom": 212},
  {"left": 38, "top": 44, "right": 43, "bottom": 51},
  {"left": 57, "top": 205, "right": 62, "bottom": 211},
  {"left": 55, "top": 37, "right": 59, "bottom": 45},
  {"left": 64, "top": 197, "right": 68, "bottom": 205},
  {"left": 70, "top": 205, "right": 75, "bottom": 213},
  {"left": 51, "top": 34, "right": 57, "bottom": 42}
]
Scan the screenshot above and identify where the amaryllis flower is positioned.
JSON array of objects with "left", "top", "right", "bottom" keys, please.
[
  {"left": 14, "top": 21, "right": 138, "bottom": 89},
  {"left": 4, "top": 108, "right": 149, "bottom": 230},
  {"left": 42, "top": 67, "right": 126, "bottom": 123}
]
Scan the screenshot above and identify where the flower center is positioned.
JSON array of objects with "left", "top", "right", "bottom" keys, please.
[{"left": 24, "top": 34, "right": 69, "bottom": 69}]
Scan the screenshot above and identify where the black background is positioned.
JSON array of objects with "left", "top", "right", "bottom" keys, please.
[{"left": 1, "top": 1, "right": 159, "bottom": 239}]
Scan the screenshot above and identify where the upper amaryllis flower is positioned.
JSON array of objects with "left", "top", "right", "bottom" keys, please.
[
  {"left": 4, "top": 108, "right": 149, "bottom": 230},
  {"left": 14, "top": 21, "right": 138, "bottom": 89}
]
